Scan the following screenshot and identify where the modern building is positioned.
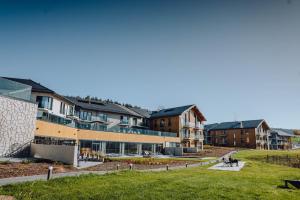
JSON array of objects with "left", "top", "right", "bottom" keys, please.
[
  {"left": 2, "top": 77, "right": 75, "bottom": 123},
  {"left": 150, "top": 105, "right": 206, "bottom": 151},
  {"left": 269, "top": 129, "right": 293, "bottom": 150},
  {"left": 0, "top": 77, "right": 182, "bottom": 164},
  {"left": 204, "top": 119, "right": 271, "bottom": 149},
  {"left": 0, "top": 77, "right": 37, "bottom": 157}
]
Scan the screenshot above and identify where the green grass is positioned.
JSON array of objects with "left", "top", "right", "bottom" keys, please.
[{"left": 1, "top": 150, "right": 300, "bottom": 200}]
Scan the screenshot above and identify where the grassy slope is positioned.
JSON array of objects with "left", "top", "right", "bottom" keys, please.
[{"left": 1, "top": 150, "right": 300, "bottom": 200}]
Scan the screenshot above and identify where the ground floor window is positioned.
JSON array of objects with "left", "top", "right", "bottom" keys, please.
[
  {"left": 106, "top": 142, "right": 121, "bottom": 154},
  {"left": 142, "top": 143, "right": 152, "bottom": 152},
  {"left": 124, "top": 143, "right": 138, "bottom": 154}
]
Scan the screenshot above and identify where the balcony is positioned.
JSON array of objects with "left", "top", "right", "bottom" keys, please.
[
  {"left": 182, "top": 121, "right": 194, "bottom": 128},
  {"left": 195, "top": 122, "right": 204, "bottom": 130},
  {"left": 37, "top": 113, "right": 178, "bottom": 138},
  {"left": 194, "top": 134, "right": 204, "bottom": 141},
  {"left": 119, "top": 120, "right": 129, "bottom": 126},
  {"left": 90, "top": 115, "right": 108, "bottom": 123},
  {"left": 182, "top": 134, "right": 192, "bottom": 140}
]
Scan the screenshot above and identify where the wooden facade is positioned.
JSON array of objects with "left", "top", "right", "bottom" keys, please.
[
  {"left": 150, "top": 105, "right": 206, "bottom": 150},
  {"left": 205, "top": 120, "right": 270, "bottom": 150}
]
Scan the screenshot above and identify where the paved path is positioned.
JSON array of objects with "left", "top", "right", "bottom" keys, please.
[{"left": 0, "top": 151, "right": 237, "bottom": 186}]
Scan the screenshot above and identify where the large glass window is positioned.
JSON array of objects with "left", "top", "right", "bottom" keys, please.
[
  {"left": 36, "top": 96, "right": 53, "bottom": 110},
  {"left": 142, "top": 143, "right": 152, "bottom": 152},
  {"left": 106, "top": 142, "right": 121, "bottom": 154},
  {"left": 80, "top": 110, "right": 92, "bottom": 121},
  {"left": 124, "top": 143, "right": 138, "bottom": 154}
]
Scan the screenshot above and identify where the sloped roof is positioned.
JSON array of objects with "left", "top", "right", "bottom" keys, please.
[
  {"left": 66, "top": 97, "right": 142, "bottom": 117},
  {"left": 205, "top": 119, "right": 269, "bottom": 131},
  {"left": 128, "top": 107, "right": 152, "bottom": 118},
  {"left": 204, "top": 123, "right": 219, "bottom": 131},
  {"left": 271, "top": 129, "right": 294, "bottom": 137},
  {"left": 150, "top": 105, "right": 194, "bottom": 118},
  {"left": 2, "top": 77, "right": 54, "bottom": 94},
  {"left": 150, "top": 104, "right": 206, "bottom": 121},
  {"left": 2, "top": 77, "right": 74, "bottom": 104}
]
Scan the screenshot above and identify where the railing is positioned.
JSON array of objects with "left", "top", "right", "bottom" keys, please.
[
  {"left": 91, "top": 115, "right": 108, "bottom": 122},
  {"left": 195, "top": 134, "right": 204, "bottom": 140},
  {"left": 108, "top": 127, "right": 177, "bottom": 137},
  {"left": 195, "top": 122, "right": 204, "bottom": 129},
  {"left": 182, "top": 121, "right": 194, "bottom": 128},
  {"left": 37, "top": 115, "right": 178, "bottom": 138},
  {"left": 119, "top": 120, "right": 129, "bottom": 125}
]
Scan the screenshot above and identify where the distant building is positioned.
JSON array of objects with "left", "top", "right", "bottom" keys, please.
[
  {"left": 269, "top": 129, "right": 293, "bottom": 150},
  {"left": 150, "top": 105, "right": 206, "bottom": 151},
  {"left": 204, "top": 119, "right": 270, "bottom": 149}
]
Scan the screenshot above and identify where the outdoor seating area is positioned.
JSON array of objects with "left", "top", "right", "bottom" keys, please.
[{"left": 209, "top": 156, "right": 245, "bottom": 171}]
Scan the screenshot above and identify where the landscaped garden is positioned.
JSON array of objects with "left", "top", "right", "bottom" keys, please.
[{"left": 0, "top": 149, "right": 300, "bottom": 199}]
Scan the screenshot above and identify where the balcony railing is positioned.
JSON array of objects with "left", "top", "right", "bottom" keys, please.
[
  {"left": 183, "top": 121, "right": 194, "bottom": 128},
  {"left": 194, "top": 134, "right": 204, "bottom": 140},
  {"left": 119, "top": 120, "right": 129, "bottom": 125},
  {"left": 195, "top": 122, "right": 204, "bottom": 129},
  {"left": 91, "top": 115, "right": 108, "bottom": 122},
  {"left": 37, "top": 113, "right": 178, "bottom": 138}
]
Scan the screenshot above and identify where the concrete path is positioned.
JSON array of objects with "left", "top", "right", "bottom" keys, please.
[
  {"left": 208, "top": 161, "right": 246, "bottom": 171},
  {"left": 0, "top": 151, "right": 237, "bottom": 186}
]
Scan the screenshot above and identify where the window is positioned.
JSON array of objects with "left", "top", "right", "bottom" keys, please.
[
  {"left": 60, "top": 102, "right": 66, "bottom": 114},
  {"left": 154, "top": 120, "right": 157, "bottom": 128},
  {"left": 120, "top": 116, "right": 129, "bottom": 123},
  {"left": 36, "top": 96, "right": 53, "bottom": 110},
  {"left": 69, "top": 106, "right": 74, "bottom": 115},
  {"left": 160, "top": 119, "right": 165, "bottom": 127},
  {"left": 133, "top": 118, "right": 137, "bottom": 126},
  {"left": 80, "top": 111, "right": 92, "bottom": 121},
  {"left": 168, "top": 118, "right": 172, "bottom": 126}
]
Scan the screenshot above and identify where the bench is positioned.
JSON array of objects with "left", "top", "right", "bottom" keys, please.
[{"left": 284, "top": 180, "right": 300, "bottom": 189}]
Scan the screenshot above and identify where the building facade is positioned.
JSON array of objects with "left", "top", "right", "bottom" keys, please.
[
  {"left": 269, "top": 129, "right": 293, "bottom": 150},
  {"left": 0, "top": 78, "right": 37, "bottom": 156},
  {"left": 204, "top": 120, "right": 270, "bottom": 150},
  {"left": 150, "top": 105, "right": 206, "bottom": 151}
]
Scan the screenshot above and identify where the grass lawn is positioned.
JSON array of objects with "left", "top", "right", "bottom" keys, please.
[{"left": 1, "top": 150, "right": 300, "bottom": 200}]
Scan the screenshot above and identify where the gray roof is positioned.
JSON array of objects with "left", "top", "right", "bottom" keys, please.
[
  {"left": 150, "top": 104, "right": 195, "bottom": 118},
  {"left": 205, "top": 119, "right": 268, "bottom": 131},
  {"left": 2, "top": 77, "right": 55, "bottom": 94},
  {"left": 271, "top": 129, "right": 294, "bottom": 137},
  {"left": 128, "top": 107, "right": 152, "bottom": 118},
  {"left": 66, "top": 97, "right": 142, "bottom": 117},
  {"left": 3, "top": 77, "right": 74, "bottom": 104}
]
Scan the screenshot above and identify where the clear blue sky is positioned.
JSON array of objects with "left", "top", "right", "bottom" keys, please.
[{"left": 1, "top": 0, "right": 300, "bottom": 128}]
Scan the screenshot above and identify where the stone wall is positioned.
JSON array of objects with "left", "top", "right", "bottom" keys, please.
[{"left": 0, "top": 95, "right": 37, "bottom": 156}]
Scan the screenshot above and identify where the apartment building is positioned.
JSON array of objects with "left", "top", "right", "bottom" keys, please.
[
  {"left": 204, "top": 119, "right": 271, "bottom": 149},
  {"left": 269, "top": 129, "right": 293, "bottom": 150},
  {"left": 150, "top": 105, "right": 206, "bottom": 151},
  {"left": 2, "top": 77, "right": 75, "bottom": 123},
  {"left": 0, "top": 77, "right": 180, "bottom": 163}
]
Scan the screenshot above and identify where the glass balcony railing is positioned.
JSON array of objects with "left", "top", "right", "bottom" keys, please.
[
  {"left": 108, "top": 127, "right": 177, "bottom": 137},
  {"left": 37, "top": 112, "right": 178, "bottom": 138},
  {"left": 119, "top": 120, "right": 129, "bottom": 125},
  {"left": 91, "top": 115, "right": 108, "bottom": 122}
]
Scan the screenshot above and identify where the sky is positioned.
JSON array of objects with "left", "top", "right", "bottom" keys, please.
[{"left": 0, "top": 0, "right": 300, "bottom": 128}]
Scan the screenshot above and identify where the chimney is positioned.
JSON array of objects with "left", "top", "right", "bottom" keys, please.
[{"left": 240, "top": 121, "right": 243, "bottom": 128}]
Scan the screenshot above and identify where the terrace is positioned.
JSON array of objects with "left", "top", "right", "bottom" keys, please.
[{"left": 37, "top": 111, "right": 178, "bottom": 138}]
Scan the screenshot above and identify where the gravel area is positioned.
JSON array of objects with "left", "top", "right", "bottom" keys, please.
[{"left": 0, "top": 162, "right": 77, "bottom": 179}]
